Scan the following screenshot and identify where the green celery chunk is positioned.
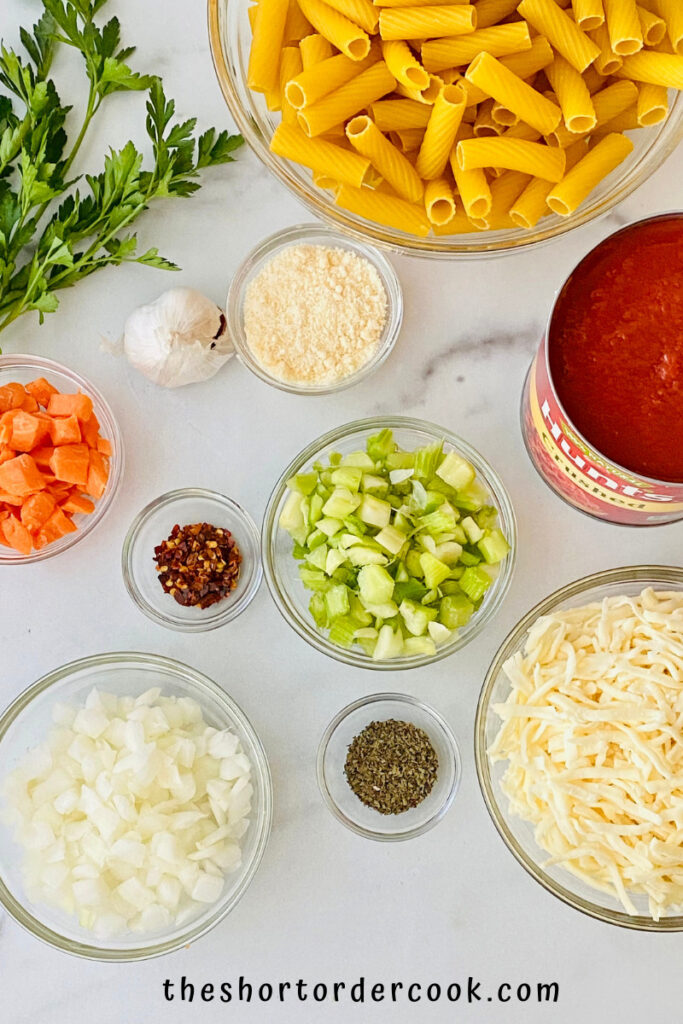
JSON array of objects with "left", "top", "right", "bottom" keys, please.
[
  {"left": 299, "top": 566, "right": 329, "bottom": 591},
  {"left": 347, "top": 547, "right": 388, "bottom": 566},
  {"left": 373, "top": 624, "right": 404, "bottom": 660},
  {"left": 279, "top": 491, "right": 305, "bottom": 534},
  {"left": 322, "top": 487, "right": 360, "bottom": 518},
  {"left": 329, "top": 452, "right": 343, "bottom": 466},
  {"left": 459, "top": 566, "right": 492, "bottom": 602},
  {"left": 309, "top": 493, "right": 324, "bottom": 524},
  {"left": 362, "top": 473, "right": 389, "bottom": 493},
  {"left": 375, "top": 525, "right": 407, "bottom": 555},
  {"left": 436, "top": 451, "right": 475, "bottom": 491},
  {"left": 325, "top": 584, "right": 350, "bottom": 619},
  {"left": 325, "top": 548, "right": 347, "bottom": 576},
  {"left": 405, "top": 550, "right": 424, "bottom": 577},
  {"left": 393, "top": 580, "right": 428, "bottom": 602},
  {"left": 359, "top": 494, "right": 392, "bottom": 528},
  {"left": 307, "top": 529, "right": 327, "bottom": 550},
  {"left": 461, "top": 515, "right": 484, "bottom": 544},
  {"left": 342, "top": 451, "right": 375, "bottom": 469},
  {"left": 419, "top": 509, "right": 457, "bottom": 534},
  {"left": 439, "top": 592, "right": 474, "bottom": 629},
  {"left": 454, "top": 480, "right": 489, "bottom": 512},
  {"left": 349, "top": 595, "right": 373, "bottom": 626},
  {"left": 475, "top": 505, "right": 500, "bottom": 529},
  {"left": 305, "top": 545, "right": 327, "bottom": 571},
  {"left": 478, "top": 528, "right": 511, "bottom": 564},
  {"left": 428, "top": 621, "right": 452, "bottom": 645},
  {"left": 309, "top": 593, "right": 328, "bottom": 628},
  {"left": 386, "top": 451, "right": 415, "bottom": 470},
  {"left": 286, "top": 472, "right": 318, "bottom": 495},
  {"left": 434, "top": 541, "right": 463, "bottom": 564},
  {"left": 317, "top": 517, "right": 343, "bottom": 537},
  {"left": 404, "top": 636, "right": 437, "bottom": 657},
  {"left": 331, "top": 465, "right": 363, "bottom": 491},
  {"left": 414, "top": 441, "right": 443, "bottom": 479},
  {"left": 358, "top": 564, "right": 395, "bottom": 605},
  {"left": 459, "top": 550, "right": 481, "bottom": 566},
  {"left": 366, "top": 428, "right": 395, "bottom": 461},
  {"left": 419, "top": 551, "right": 451, "bottom": 589},
  {"left": 399, "top": 599, "right": 438, "bottom": 636},
  {"left": 328, "top": 616, "right": 357, "bottom": 648},
  {"left": 366, "top": 600, "right": 399, "bottom": 619}
]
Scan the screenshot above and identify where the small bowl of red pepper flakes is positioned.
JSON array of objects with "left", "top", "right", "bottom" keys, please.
[{"left": 122, "top": 488, "right": 262, "bottom": 632}]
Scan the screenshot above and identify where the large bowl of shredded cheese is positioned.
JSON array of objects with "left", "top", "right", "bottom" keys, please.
[{"left": 475, "top": 566, "right": 683, "bottom": 931}]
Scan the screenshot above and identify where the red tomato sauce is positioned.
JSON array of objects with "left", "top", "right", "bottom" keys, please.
[{"left": 548, "top": 215, "right": 683, "bottom": 483}]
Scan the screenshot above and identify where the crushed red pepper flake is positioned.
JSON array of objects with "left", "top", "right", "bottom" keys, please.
[{"left": 153, "top": 522, "right": 241, "bottom": 609}]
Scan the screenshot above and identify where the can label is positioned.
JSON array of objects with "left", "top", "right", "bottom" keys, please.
[{"left": 523, "top": 342, "right": 683, "bottom": 525}]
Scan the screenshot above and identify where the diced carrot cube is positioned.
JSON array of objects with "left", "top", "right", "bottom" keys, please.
[
  {"left": 60, "top": 492, "right": 95, "bottom": 516},
  {"left": 86, "top": 450, "right": 110, "bottom": 500},
  {"left": 49, "top": 444, "right": 90, "bottom": 487},
  {"left": 20, "top": 491, "right": 56, "bottom": 533},
  {"left": 37, "top": 506, "right": 77, "bottom": 546},
  {"left": 81, "top": 412, "right": 101, "bottom": 449},
  {"left": 19, "top": 394, "right": 39, "bottom": 413},
  {"left": 49, "top": 413, "right": 81, "bottom": 446},
  {"left": 46, "top": 392, "right": 93, "bottom": 422},
  {"left": 32, "top": 445, "right": 55, "bottom": 468},
  {"left": 10, "top": 411, "right": 50, "bottom": 452},
  {"left": 0, "top": 383, "right": 26, "bottom": 412},
  {"left": 1, "top": 514, "right": 33, "bottom": 555},
  {"left": 0, "top": 410, "right": 19, "bottom": 445},
  {"left": 0, "top": 491, "right": 23, "bottom": 506},
  {"left": 97, "top": 437, "right": 113, "bottom": 457},
  {"left": 25, "top": 377, "right": 58, "bottom": 408},
  {"left": 0, "top": 454, "right": 46, "bottom": 496},
  {"left": 0, "top": 448, "right": 17, "bottom": 465}
]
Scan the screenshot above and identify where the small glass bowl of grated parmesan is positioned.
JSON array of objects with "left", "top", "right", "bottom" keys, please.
[
  {"left": 476, "top": 565, "right": 683, "bottom": 932},
  {"left": 226, "top": 224, "right": 402, "bottom": 395}
]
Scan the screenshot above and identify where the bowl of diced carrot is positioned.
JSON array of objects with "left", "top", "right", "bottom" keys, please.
[{"left": 0, "top": 355, "right": 123, "bottom": 563}]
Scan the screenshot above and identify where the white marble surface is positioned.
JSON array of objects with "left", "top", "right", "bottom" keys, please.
[{"left": 2, "top": 2, "right": 683, "bottom": 1021}]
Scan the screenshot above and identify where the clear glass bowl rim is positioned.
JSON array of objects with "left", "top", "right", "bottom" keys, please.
[
  {"left": 0, "top": 651, "right": 273, "bottom": 960},
  {"left": 207, "top": 0, "right": 683, "bottom": 260},
  {"left": 317, "top": 691, "right": 461, "bottom": 841},
  {"left": 226, "top": 223, "right": 403, "bottom": 395},
  {"left": 261, "top": 415, "right": 517, "bottom": 670},
  {"left": 121, "top": 487, "right": 263, "bottom": 632},
  {"left": 474, "top": 564, "right": 683, "bottom": 932},
  {"left": 0, "top": 353, "right": 124, "bottom": 564}
]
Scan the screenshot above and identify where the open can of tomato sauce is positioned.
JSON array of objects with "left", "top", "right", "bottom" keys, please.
[{"left": 522, "top": 213, "right": 683, "bottom": 526}]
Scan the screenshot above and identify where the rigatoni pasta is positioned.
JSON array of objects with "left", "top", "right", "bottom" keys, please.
[{"left": 245, "top": 0, "right": 682, "bottom": 237}]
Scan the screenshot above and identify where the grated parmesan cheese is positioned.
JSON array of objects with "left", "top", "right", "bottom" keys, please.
[
  {"left": 243, "top": 244, "right": 388, "bottom": 385},
  {"left": 489, "top": 588, "right": 683, "bottom": 920}
]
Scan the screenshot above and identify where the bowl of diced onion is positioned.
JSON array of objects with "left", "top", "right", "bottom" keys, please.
[
  {"left": 0, "top": 652, "right": 272, "bottom": 960},
  {"left": 262, "top": 416, "right": 516, "bottom": 670},
  {"left": 475, "top": 565, "right": 683, "bottom": 932},
  {"left": 208, "top": 0, "right": 683, "bottom": 258}
]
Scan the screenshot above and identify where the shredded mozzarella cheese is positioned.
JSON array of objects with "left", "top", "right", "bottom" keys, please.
[{"left": 490, "top": 588, "right": 683, "bottom": 920}]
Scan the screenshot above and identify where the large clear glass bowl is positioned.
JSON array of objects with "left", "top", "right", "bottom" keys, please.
[
  {"left": 262, "top": 416, "right": 516, "bottom": 670},
  {"left": 475, "top": 565, "right": 683, "bottom": 932},
  {"left": 207, "top": 0, "right": 683, "bottom": 258},
  {"left": 0, "top": 652, "right": 273, "bottom": 960},
  {"left": 0, "top": 355, "right": 123, "bottom": 564}
]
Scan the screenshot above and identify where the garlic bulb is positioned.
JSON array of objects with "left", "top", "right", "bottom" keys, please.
[{"left": 122, "top": 287, "right": 233, "bottom": 387}]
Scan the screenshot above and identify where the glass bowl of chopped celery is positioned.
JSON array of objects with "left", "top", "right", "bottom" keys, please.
[
  {"left": 263, "top": 417, "right": 516, "bottom": 669},
  {"left": 0, "top": 652, "right": 272, "bottom": 960}
]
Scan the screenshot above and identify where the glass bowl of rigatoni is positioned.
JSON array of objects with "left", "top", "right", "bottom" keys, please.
[{"left": 208, "top": 0, "right": 683, "bottom": 257}]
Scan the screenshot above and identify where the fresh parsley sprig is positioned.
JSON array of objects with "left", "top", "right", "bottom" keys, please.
[{"left": 0, "top": 0, "right": 242, "bottom": 338}]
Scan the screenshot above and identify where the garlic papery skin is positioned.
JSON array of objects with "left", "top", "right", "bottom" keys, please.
[{"left": 123, "top": 287, "right": 233, "bottom": 388}]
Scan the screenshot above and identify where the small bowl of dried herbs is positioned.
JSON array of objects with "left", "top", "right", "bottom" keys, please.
[
  {"left": 122, "top": 488, "right": 262, "bottom": 632},
  {"left": 317, "top": 693, "right": 460, "bottom": 841}
]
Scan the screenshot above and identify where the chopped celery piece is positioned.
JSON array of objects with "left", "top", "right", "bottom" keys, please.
[
  {"left": 283, "top": 431, "right": 511, "bottom": 660},
  {"left": 454, "top": 480, "right": 489, "bottom": 512},
  {"left": 459, "top": 566, "right": 492, "bottom": 603},
  {"left": 328, "top": 616, "right": 357, "bottom": 648},
  {"left": 428, "top": 621, "right": 452, "bottom": 645},
  {"left": 279, "top": 491, "right": 305, "bottom": 533},
  {"left": 331, "top": 465, "right": 363, "bottom": 491},
  {"left": 373, "top": 625, "right": 404, "bottom": 660},
  {"left": 362, "top": 473, "right": 389, "bottom": 493},
  {"left": 342, "top": 451, "right": 375, "bottom": 469},
  {"left": 404, "top": 636, "right": 437, "bottom": 657},
  {"left": 325, "top": 584, "right": 350, "bottom": 620},
  {"left": 367, "top": 428, "right": 395, "bottom": 461},
  {"left": 439, "top": 592, "right": 474, "bottom": 629},
  {"left": 346, "top": 547, "right": 388, "bottom": 566},
  {"left": 359, "top": 494, "right": 392, "bottom": 528},
  {"left": 414, "top": 441, "right": 443, "bottom": 479},
  {"left": 358, "top": 564, "right": 394, "bottom": 605},
  {"left": 436, "top": 451, "right": 475, "bottom": 491},
  {"left": 375, "top": 525, "right": 407, "bottom": 555},
  {"left": 461, "top": 515, "right": 484, "bottom": 544},
  {"left": 286, "top": 472, "right": 318, "bottom": 495},
  {"left": 322, "top": 488, "right": 360, "bottom": 518},
  {"left": 478, "top": 528, "right": 511, "bottom": 564},
  {"left": 317, "top": 517, "right": 343, "bottom": 537},
  {"left": 399, "top": 599, "right": 438, "bottom": 636},
  {"left": 394, "top": 580, "right": 429, "bottom": 602},
  {"left": 419, "top": 552, "right": 451, "bottom": 590}
]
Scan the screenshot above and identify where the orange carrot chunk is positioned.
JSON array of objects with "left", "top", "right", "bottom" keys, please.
[
  {"left": 0, "top": 453, "right": 46, "bottom": 496},
  {"left": 49, "top": 413, "right": 81, "bottom": 446},
  {"left": 20, "top": 491, "right": 56, "bottom": 532},
  {"left": 0, "top": 383, "right": 27, "bottom": 412},
  {"left": 49, "top": 443, "right": 90, "bottom": 487},
  {"left": 86, "top": 449, "right": 110, "bottom": 499},
  {"left": 37, "top": 506, "right": 77, "bottom": 546},
  {"left": 25, "top": 377, "right": 58, "bottom": 408},
  {"left": 10, "top": 411, "right": 50, "bottom": 453},
  {"left": 61, "top": 492, "right": 95, "bottom": 515},
  {"left": 1, "top": 514, "right": 33, "bottom": 555},
  {"left": 81, "top": 412, "right": 101, "bottom": 449},
  {"left": 97, "top": 437, "right": 113, "bottom": 457},
  {"left": 47, "top": 392, "right": 93, "bottom": 422},
  {"left": 0, "top": 448, "right": 17, "bottom": 465}
]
